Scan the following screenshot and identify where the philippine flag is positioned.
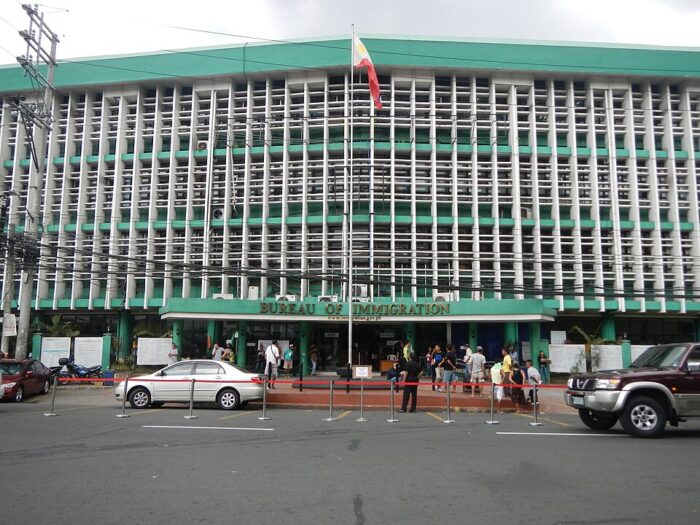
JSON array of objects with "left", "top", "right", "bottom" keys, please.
[{"left": 353, "top": 35, "right": 382, "bottom": 110}]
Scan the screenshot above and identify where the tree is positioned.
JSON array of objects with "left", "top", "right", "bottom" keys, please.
[
  {"left": 131, "top": 320, "right": 171, "bottom": 341},
  {"left": 568, "top": 325, "right": 616, "bottom": 373},
  {"left": 40, "top": 314, "right": 80, "bottom": 337}
]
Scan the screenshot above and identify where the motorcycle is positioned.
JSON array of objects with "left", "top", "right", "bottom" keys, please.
[{"left": 57, "top": 357, "right": 102, "bottom": 384}]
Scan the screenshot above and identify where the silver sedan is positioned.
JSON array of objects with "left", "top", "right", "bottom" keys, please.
[{"left": 115, "top": 360, "right": 263, "bottom": 410}]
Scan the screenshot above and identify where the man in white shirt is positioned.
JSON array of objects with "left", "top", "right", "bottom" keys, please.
[
  {"left": 526, "top": 359, "right": 542, "bottom": 405},
  {"left": 168, "top": 343, "right": 179, "bottom": 365},
  {"left": 468, "top": 346, "right": 486, "bottom": 398},
  {"left": 211, "top": 343, "right": 223, "bottom": 361},
  {"left": 265, "top": 339, "right": 280, "bottom": 389}
]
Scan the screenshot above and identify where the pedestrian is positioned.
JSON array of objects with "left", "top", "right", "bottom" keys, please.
[
  {"left": 526, "top": 359, "right": 542, "bottom": 404},
  {"left": 283, "top": 344, "right": 294, "bottom": 375},
  {"left": 469, "top": 346, "right": 486, "bottom": 398},
  {"left": 425, "top": 346, "right": 436, "bottom": 391},
  {"left": 433, "top": 344, "right": 445, "bottom": 391},
  {"left": 490, "top": 361, "right": 504, "bottom": 412},
  {"left": 462, "top": 344, "right": 472, "bottom": 392},
  {"left": 501, "top": 347, "right": 513, "bottom": 396},
  {"left": 538, "top": 351, "right": 551, "bottom": 383},
  {"left": 510, "top": 362, "right": 526, "bottom": 408},
  {"left": 386, "top": 361, "right": 400, "bottom": 393},
  {"left": 265, "top": 339, "right": 280, "bottom": 389},
  {"left": 167, "top": 342, "right": 179, "bottom": 365},
  {"left": 222, "top": 343, "right": 234, "bottom": 362},
  {"left": 442, "top": 343, "right": 458, "bottom": 393},
  {"left": 255, "top": 344, "right": 265, "bottom": 372},
  {"left": 510, "top": 345, "right": 520, "bottom": 367},
  {"left": 399, "top": 352, "right": 421, "bottom": 413},
  {"left": 211, "top": 343, "right": 223, "bottom": 361},
  {"left": 310, "top": 344, "right": 319, "bottom": 376}
]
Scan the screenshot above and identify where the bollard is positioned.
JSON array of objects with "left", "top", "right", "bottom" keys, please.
[
  {"left": 356, "top": 378, "right": 367, "bottom": 422},
  {"left": 258, "top": 377, "right": 270, "bottom": 421},
  {"left": 386, "top": 382, "right": 399, "bottom": 423},
  {"left": 443, "top": 382, "right": 455, "bottom": 424},
  {"left": 528, "top": 383, "right": 544, "bottom": 427},
  {"left": 184, "top": 378, "right": 198, "bottom": 420},
  {"left": 346, "top": 363, "right": 351, "bottom": 394},
  {"left": 299, "top": 360, "right": 304, "bottom": 393},
  {"left": 43, "top": 375, "right": 59, "bottom": 417},
  {"left": 484, "top": 382, "right": 500, "bottom": 425},
  {"left": 115, "top": 377, "right": 130, "bottom": 418},
  {"left": 322, "top": 380, "right": 337, "bottom": 421}
]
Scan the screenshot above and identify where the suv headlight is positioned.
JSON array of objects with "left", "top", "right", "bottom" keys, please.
[
  {"left": 595, "top": 378, "right": 621, "bottom": 390},
  {"left": 567, "top": 378, "right": 574, "bottom": 389}
]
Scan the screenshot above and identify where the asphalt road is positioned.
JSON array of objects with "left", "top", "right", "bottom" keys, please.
[{"left": 1, "top": 389, "right": 699, "bottom": 525}]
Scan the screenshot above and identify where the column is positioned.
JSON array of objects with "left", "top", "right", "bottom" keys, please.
[
  {"left": 101, "top": 333, "right": 112, "bottom": 369},
  {"left": 695, "top": 319, "right": 700, "bottom": 342},
  {"left": 207, "top": 320, "right": 220, "bottom": 352},
  {"left": 117, "top": 310, "right": 132, "bottom": 362},
  {"left": 299, "top": 321, "right": 310, "bottom": 376},
  {"left": 503, "top": 322, "right": 518, "bottom": 348},
  {"left": 529, "top": 322, "right": 543, "bottom": 358},
  {"left": 236, "top": 320, "right": 248, "bottom": 368},
  {"left": 32, "top": 332, "right": 43, "bottom": 361},
  {"left": 468, "top": 322, "right": 477, "bottom": 350},
  {"left": 172, "top": 319, "right": 184, "bottom": 359},
  {"left": 621, "top": 339, "right": 632, "bottom": 368},
  {"left": 601, "top": 314, "right": 616, "bottom": 341}
]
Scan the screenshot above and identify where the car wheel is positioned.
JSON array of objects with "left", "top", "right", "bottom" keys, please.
[
  {"left": 578, "top": 409, "right": 618, "bottom": 430},
  {"left": 620, "top": 396, "right": 667, "bottom": 438},
  {"left": 217, "top": 388, "right": 240, "bottom": 410},
  {"left": 14, "top": 386, "right": 24, "bottom": 402},
  {"left": 128, "top": 387, "right": 151, "bottom": 409},
  {"left": 42, "top": 380, "right": 51, "bottom": 395}
]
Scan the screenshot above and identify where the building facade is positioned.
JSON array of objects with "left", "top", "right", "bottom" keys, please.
[{"left": 1, "top": 37, "right": 699, "bottom": 369}]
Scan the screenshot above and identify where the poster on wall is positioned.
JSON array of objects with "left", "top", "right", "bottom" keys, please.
[
  {"left": 137, "top": 338, "right": 173, "bottom": 365},
  {"left": 41, "top": 337, "right": 72, "bottom": 368},
  {"left": 74, "top": 337, "right": 103, "bottom": 367}
]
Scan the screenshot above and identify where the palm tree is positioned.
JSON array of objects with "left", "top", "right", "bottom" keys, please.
[
  {"left": 41, "top": 314, "right": 80, "bottom": 337},
  {"left": 569, "top": 325, "right": 616, "bottom": 373}
]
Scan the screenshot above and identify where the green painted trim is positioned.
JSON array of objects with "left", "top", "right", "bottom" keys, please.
[
  {"left": 621, "top": 340, "right": 632, "bottom": 367},
  {"left": 102, "top": 334, "right": 112, "bottom": 369},
  {"left": 576, "top": 147, "right": 591, "bottom": 156},
  {"left": 636, "top": 150, "right": 650, "bottom": 158}
]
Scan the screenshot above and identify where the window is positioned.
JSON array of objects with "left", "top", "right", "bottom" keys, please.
[
  {"left": 163, "top": 362, "right": 195, "bottom": 376},
  {"left": 194, "top": 362, "right": 224, "bottom": 375}
]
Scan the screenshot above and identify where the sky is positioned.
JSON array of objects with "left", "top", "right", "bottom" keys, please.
[{"left": 0, "top": 0, "right": 699, "bottom": 65}]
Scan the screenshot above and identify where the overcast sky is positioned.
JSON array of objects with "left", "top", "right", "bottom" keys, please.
[{"left": 1, "top": 0, "right": 699, "bottom": 65}]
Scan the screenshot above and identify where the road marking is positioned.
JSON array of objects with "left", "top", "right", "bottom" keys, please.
[
  {"left": 426, "top": 412, "right": 445, "bottom": 422},
  {"left": 143, "top": 425, "right": 273, "bottom": 431},
  {"left": 218, "top": 411, "right": 257, "bottom": 421},
  {"left": 21, "top": 404, "right": 105, "bottom": 415},
  {"left": 125, "top": 408, "right": 167, "bottom": 416},
  {"left": 336, "top": 410, "right": 352, "bottom": 420},
  {"left": 515, "top": 412, "right": 573, "bottom": 428},
  {"left": 496, "top": 432, "right": 623, "bottom": 437}
]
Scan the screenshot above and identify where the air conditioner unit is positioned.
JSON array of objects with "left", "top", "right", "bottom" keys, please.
[
  {"left": 353, "top": 296, "right": 370, "bottom": 303},
  {"left": 521, "top": 206, "right": 533, "bottom": 219},
  {"left": 196, "top": 140, "right": 209, "bottom": 151},
  {"left": 433, "top": 292, "right": 454, "bottom": 302},
  {"left": 213, "top": 293, "right": 234, "bottom": 300},
  {"left": 318, "top": 294, "right": 339, "bottom": 302},
  {"left": 352, "top": 284, "right": 368, "bottom": 298},
  {"left": 248, "top": 286, "right": 259, "bottom": 300},
  {"left": 212, "top": 208, "right": 225, "bottom": 220},
  {"left": 275, "top": 294, "right": 298, "bottom": 301}
]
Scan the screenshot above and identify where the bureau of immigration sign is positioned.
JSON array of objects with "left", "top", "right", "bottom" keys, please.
[{"left": 259, "top": 302, "right": 450, "bottom": 318}]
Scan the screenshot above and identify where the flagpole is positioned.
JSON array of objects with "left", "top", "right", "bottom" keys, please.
[{"left": 347, "top": 24, "right": 354, "bottom": 368}]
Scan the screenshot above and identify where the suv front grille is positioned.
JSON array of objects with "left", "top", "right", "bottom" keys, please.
[{"left": 570, "top": 378, "right": 596, "bottom": 391}]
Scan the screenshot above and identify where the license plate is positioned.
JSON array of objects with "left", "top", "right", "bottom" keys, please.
[{"left": 572, "top": 396, "right": 585, "bottom": 407}]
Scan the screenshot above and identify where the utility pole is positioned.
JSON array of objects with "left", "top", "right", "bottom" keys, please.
[
  {"left": 6, "top": 4, "right": 59, "bottom": 359},
  {"left": 1, "top": 192, "right": 17, "bottom": 356}
]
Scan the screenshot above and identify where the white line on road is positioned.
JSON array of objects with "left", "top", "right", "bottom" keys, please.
[
  {"left": 143, "top": 425, "right": 274, "bottom": 431},
  {"left": 497, "top": 432, "right": 623, "bottom": 437}
]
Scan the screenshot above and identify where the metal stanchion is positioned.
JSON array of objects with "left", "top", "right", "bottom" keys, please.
[
  {"left": 528, "top": 383, "right": 544, "bottom": 427},
  {"left": 443, "top": 381, "right": 454, "bottom": 424},
  {"left": 484, "top": 382, "right": 500, "bottom": 425},
  {"left": 258, "top": 377, "right": 270, "bottom": 421},
  {"left": 299, "top": 361, "right": 303, "bottom": 392},
  {"left": 43, "top": 375, "right": 59, "bottom": 417},
  {"left": 184, "top": 378, "right": 198, "bottom": 420},
  {"left": 322, "top": 380, "right": 337, "bottom": 421},
  {"left": 115, "top": 377, "right": 130, "bottom": 418},
  {"left": 356, "top": 378, "right": 367, "bottom": 422},
  {"left": 346, "top": 363, "right": 351, "bottom": 394},
  {"left": 386, "top": 382, "right": 399, "bottom": 423}
]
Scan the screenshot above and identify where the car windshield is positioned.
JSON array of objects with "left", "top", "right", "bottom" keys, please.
[
  {"left": 0, "top": 362, "right": 23, "bottom": 375},
  {"left": 629, "top": 345, "right": 688, "bottom": 369}
]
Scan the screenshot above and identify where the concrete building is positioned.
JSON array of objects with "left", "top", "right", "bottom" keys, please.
[{"left": 1, "top": 37, "right": 699, "bottom": 369}]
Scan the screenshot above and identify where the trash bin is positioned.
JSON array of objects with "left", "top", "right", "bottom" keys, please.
[{"left": 103, "top": 369, "right": 114, "bottom": 387}]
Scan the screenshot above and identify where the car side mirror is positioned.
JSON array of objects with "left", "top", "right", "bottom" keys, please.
[{"left": 159, "top": 370, "right": 166, "bottom": 376}]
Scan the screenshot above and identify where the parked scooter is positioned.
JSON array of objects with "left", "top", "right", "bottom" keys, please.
[{"left": 57, "top": 357, "right": 102, "bottom": 384}]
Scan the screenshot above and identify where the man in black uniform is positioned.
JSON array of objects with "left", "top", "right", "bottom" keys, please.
[{"left": 399, "top": 352, "right": 421, "bottom": 413}]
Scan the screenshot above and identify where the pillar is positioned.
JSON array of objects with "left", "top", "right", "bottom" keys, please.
[
  {"left": 207, "top": 319, "right": 220, "bottom": 351},
  {"left": 32, "top": 332, "right": 43, "bottom": 361},
  {"left": 403, "top": 322, "right": 416, "bottom": 355},
  {"left": 601, "top": 314, "right": 616, "bottom": 341},
  {"left": 621, "top": 339, "right": 632, "bottom": 368},
  {"left": 529, "top": 322, "right": 543, "bottom": 358},
  {"left": 117, "top": 310, "right": 132, "bottom": 362},
  {"left": 102, "top": 333, "right": 112, "bottom": 369},
  {"left": 299, "top": 321, "right": 310, "bottom": 375},
  {"left": 172, "top": 319, "right": 184, "bottom": 359},
  {"left": 695, "top": 319, "right": 700, "bottom": 342},
  {"left": 503, "top": 322, "right": 518, "bottom": 348},
  {"left": 468, "top": 322, "right": 477, "bottom": 351},
  {"left": 236, "top": 320, "right": 248, "bottom": 368}
]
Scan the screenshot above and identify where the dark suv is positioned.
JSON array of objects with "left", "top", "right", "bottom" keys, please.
[{"left": 565, "top": 343, "right": 700, "bottom": 438}]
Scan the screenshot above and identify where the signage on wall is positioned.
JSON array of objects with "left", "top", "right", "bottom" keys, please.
[
  {"left": 325, "top": 332, "right": 339, "bottom": 338},
  {"left": 259, "top": 302, "right": 451, "bottom": 318}
]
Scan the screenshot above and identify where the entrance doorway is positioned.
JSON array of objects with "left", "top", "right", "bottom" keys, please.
[{"left": 312, "top": 323, "right": 403, "bottom": 371}]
